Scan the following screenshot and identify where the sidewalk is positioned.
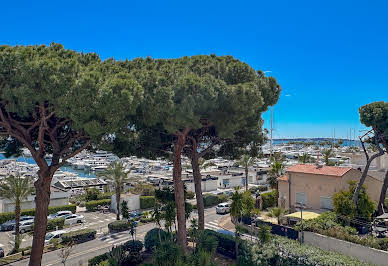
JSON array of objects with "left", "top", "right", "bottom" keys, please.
[{"left": 218, "top": 216, "right": 235, "bottom": 231}]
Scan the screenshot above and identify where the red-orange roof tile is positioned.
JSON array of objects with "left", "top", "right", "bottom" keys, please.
[
  {"left": 286, "top": 164, "right": 351, "bottom": 177},
  {"left": 278, "top": 175, "right": 288, "bottom": 182}
]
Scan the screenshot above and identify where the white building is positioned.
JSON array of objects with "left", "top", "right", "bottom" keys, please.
[{"left": 110, "top": 193, "right": 140, "bottom": 213}]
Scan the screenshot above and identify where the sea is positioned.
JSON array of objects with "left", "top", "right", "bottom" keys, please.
[{"left": 0, "top": 154, "right": 96, "bottom": 178}]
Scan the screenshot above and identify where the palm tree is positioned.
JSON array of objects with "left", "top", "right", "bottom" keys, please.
[
  {"left": 0, "top": 175, "right": 34, "bottom": 252},
  {"left": 230, "top": 187, "right": 243, "bottom": 258},
  {"left": 102, "top": 161, "right": 129, "bottom": 220},
  {"left": 267, "top": 161, "right": 285, "bottom": 190},
  {"left": 239, "top": 155, "right": 255, "bottom": 191},
  {"left": 268, "top": 207, "right": 285, "bottom": 225},
  {"left": 298, "top": 153, "right": 314, "bottom": 163},
  {"left": 152, "top": 203, "right": 163, "bottom": 244},
  {"left": 322, "top": 148, "right": 335, "bottom": 165}
]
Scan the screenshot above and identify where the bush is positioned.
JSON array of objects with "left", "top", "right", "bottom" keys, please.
[
  {"left": 85, "top": 199, "right": 111, "bottom": 212},
  {"left": 217, "top": 194, "right": 229, "bottom": 203},
  {"left": 0, "top": 204, "right": 76, "bottom": 224},
  {"left": 62, "top": 228, "right": 96, "bottom": 244},
  {"left": 261, "top": 190, "right": 277, "bottom": 209},
  {"left": 152, "top": 241, "right": 184, "bottom": 266},
  {"left": 186, "top": 191, "right": 195, "bottom": 199},
  {"left": 97, "top": 192, "right": 115, "bottom": 200},
  {"left": 88, "top": 252, "right": 109, "bottom": 266},
  {"left": 140, "top": 196, "right": 156, "bottom": 209},
  {"left": 203, "top": 194, "right": 220, "bottom": 208},
  {"left": 204, "top": 229, "right": 236, "bottom": 258},
  {"left": 144, "top": 228, "right": 170, "bottom": 252},
  {"left": 108, "top": 220, "right": 130, "bottom": 233},
  {"left": 140, "top": 217, "right": 154, "bottom": 224},
  {"left": 122, "top": 240, "right": 143, "bottom": 252},
  {"left": 85, "top": 188, "right": 101, "bottom": 201},
  {"left": 47, "top": 218, "right": 65, "bottom": 231}
]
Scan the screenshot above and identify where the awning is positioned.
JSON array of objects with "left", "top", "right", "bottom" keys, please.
[
  {"left": 375, "top": 213, "right": 388, "bottom": 219},
  {"left": 285, "top": 211, "right": 320, "bottom": 220}
]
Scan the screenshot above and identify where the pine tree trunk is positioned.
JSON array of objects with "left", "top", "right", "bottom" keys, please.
[
  {"left": 353, "top": 155, "right": 381, "bottom": 204},
  {"left": 116, "top": 188, "right": 121, "bottom": 220},
  {"left": 191, "top": 150, "right": 205, "bottom": 231},
  {"left": 14, "top": 200, "right": 21, "bottom": 252},
  {"left": 378, "top": 170, "right": 388, "bottom": 215},
  {"left": 29, "top": 169, "right": 53, "bottom": 266},
  {"left": 173, "top": 132, "right": 188, "bottom": 253}
]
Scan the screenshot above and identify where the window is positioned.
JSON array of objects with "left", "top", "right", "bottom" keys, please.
[{"left": 295, "top": 192, "right": 306, "bottom": 205}]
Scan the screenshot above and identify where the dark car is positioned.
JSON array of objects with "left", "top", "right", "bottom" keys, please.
[
  {"left": 0, "top": 247, "right": 4, "bottom": 258},
  {"left": 129, "top": 211, "right": 142, "bottom": 219},
  {"left": 1, "top": 216, "right": 35, "bottom": 231}
]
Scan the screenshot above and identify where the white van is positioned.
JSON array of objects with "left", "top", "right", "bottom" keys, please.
[{"left": 45, "top": 230, "right": 66, "bottom": 245}]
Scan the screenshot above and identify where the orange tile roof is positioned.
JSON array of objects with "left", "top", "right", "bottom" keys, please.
[
  {"left": 278, "top": 175, "right": 288, "bottom": 182},
  {"left": 286, "top": 164, "right": 352, "bottom": 177}
]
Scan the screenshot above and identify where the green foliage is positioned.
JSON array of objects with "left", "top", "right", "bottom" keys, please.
[
  {"left": 62, "top": 228, "right": 96, "bottom": 244},
  {"left": 261, "top": 190, "right": 277, "bottom": 209},
  {"left": 152, "top": 240, "right": 184, "bottom": 266},
  {"left": 268, "top": 161, "right": 285, "bottom": 189},
  {"left": 85, "top": 188, "right": 101, "bottom": 201},
  {"left": 85, "top": 199, "right": 111, "bottom": 212},
  {"left": 333, "top": 181, "right": 376, "bottom": 219},
  {"left": 257, "top": 224, "right": 271, "bottom": 244},
  {"left": 140, "top": 196, "right": 156, "bottom": 209},
  {"left": 196, "top": 232, "right": 218, "bottom": 254},
  {"left": 238, "top": 235, "right": 372, "bottom": 266},
  {"left": 0, "top": 204, "right": 76, "bottom": 224},
  {"left": 268, "top": 207, "right": 285, "bottom": 224},
  {"left": 108, "top": 220, "right": 130, "bottom": 233},
  {"left": 204, "top": 229, "right": 236, "bottom": 258},
  {"left": 249, "top": 185, "right": 268, "bottom": 194},
  {"left": 242, "top": 191, "right": 255, "bottom": 218},
  {"left": 144, "top": 228, "right": 170, "bottom": 252},
  {"left": 186, "top": 191, "right": 195, "bottom": 199},
  {"left": 359, "top": 102, "right": 388, "bottom": 139},
  {"left": 230, "top": 188, "right": 243, "bottom": 222},
  {"left": 121, "top": 201, "right": 129, "bottom": 220},
  {"left": 89, "top": 252, "right": 110, "bottom": 266},
  {"left": 122, "top": 240, "right": 143, "bottom": 252},
  {"left": 47, "top": 218, "right": 65, "bottom": 231},
  {"left": 97, "top": 192, "right": 115, "bottom": 200},
  {"left": 203, "top": 194, "right": 220, "bottom": 208}
]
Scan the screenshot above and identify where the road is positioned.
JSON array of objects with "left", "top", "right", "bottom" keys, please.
[{"left": 11, "top": 207, "right": 228, "bottom": 266}]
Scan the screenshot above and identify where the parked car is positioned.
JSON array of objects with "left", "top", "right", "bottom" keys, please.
[
  {"left": 0, "top": 247, "right": 4, "bottom": 258},
  {"left": 129, "top": 211, "right": 142, "bottom": 219},
  {"left": 19, "top": 219, "right": 34, "bottom": 233},
  {"left": 48, "top": 211, "right": 73, "bottom": 220},
  {"left": 217, "top": 229, "right": 235, "bottom": 237},
  {"left": 216, "top": 203, "right": 231, "bottom": 214},
  {"left": 44, "top": 230, "right": 66, "bottom": 245},
  {"left": 1, "top": 216, "right": 34, "bottom": 231},
  {"left": 63, "top": 214, "right": 85, "bottom": 225}
]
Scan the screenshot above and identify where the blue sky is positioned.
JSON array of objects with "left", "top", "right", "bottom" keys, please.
[{"left": 1, "top": 0, "right": 387, "bottom": 138}]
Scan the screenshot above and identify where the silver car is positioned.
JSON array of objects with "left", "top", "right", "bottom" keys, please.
[
  {"left": 19, "top": 219, "right": 34, "bottom": 233},
  {"left": 63, "top": 214, "right": 85, "bottom": 225},
  {"left": 216, "top": 203, "right": 231, "bottom": 214}
]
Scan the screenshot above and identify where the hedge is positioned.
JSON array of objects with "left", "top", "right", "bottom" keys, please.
[
  {"left": 203, "top": 194, "right": 220, "bottom": 208},
  {"left": 62, "top": 228, "right": 96, "bottom": 244},
  {"left": 261, "top": 190, "right": 277, "bottom": 209},
  {"left": 47, "top": 218, "right": 65, "bottom": 231},
  {"left": 88, "top": 252, "right": 109, "bottom": 266},
  {"left": 85, "top": 199, "right": 111, "bottom": 211},
  {"left": 122, "top": 240, "right": 143, "bottom": 252},
  {"left": 108, "top": 220, "right": 130, "bottom": 233},
  {"left": 186, "top": 191, "right": 195, "bottom": 199},
  {"left": 204, "top": 229, "right": 236, "bottom": 258},
  {"left": 144, "top": 228, "right": 170, "bottom": 251},
  {"left": 140, "top": 196, "right": 156, "bottom": 209},
  {"left": 0, "top": 204, "right": 76, "bottom": 224}
]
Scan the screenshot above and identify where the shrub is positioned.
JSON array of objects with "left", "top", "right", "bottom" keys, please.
[
  {"left": 217, "top": 194, "right": 229, "bottom": 203},
  {"left": 204, "top": 229, "right": 236, "bottom": 258},
  {"left": 97, "top": 192, "right": 115, "bottom": 200},
  {"left": 108, "top": 220, "right": 130, "bottom": 233},
  {"left": 62, "top": 228, "right": 96, "bottom": 244},
  {"left": 186, "top": 191, "right": 195, "bottom": 199},
  {"left": 203, "top": 194, "right": 220, "bottom": 208},
  {"left": 122, "top": 240, "right": 143, "bottom": 252},
  {"left": 144, "top": 228, "right": 170, "bottom": 252},
  {"left": 140, "top": 196, "right": 156, "bottom": 209},
  {"left": 261, "top": 190, "right": 277, "bottom": 209},
  {"left": 152, "top": 241, "right": 184, "bottom": 266},
  {"left": 85, "top": 188, "right": 101, "bottom": 201},
  {"left": 196, "top": 232, "right": 218, "bottom": 254},
  {"left": 140, "top": 217, "right": 154, "bottom": 224},
  {"left": 0, "top": 204, "right": 76, "bottom": 224},
  {"left": 47, "top": 218, "right": 65, "bottom": 231},
  {"left": 89, "top": 252, "right": 110, "bottom": 266},
  {"left": 85, "top": 199, "right": 111, "bottom": 211}
]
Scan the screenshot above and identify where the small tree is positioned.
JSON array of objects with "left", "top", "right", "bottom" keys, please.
[
  {"left": 268, "top": 207, "right": 285, "bottom": 225},
  {"left": 152, "top": 203, "right": 163, "bottom": 244},
  {"left": 298, "top": 153, "right": 315, "bottom": 163},
  {"left": 230, "top": 187, "right": 243, "bottom": 257},
  {"left": 239, "top": 155, "right": 255, "bottom": 191},
  {"left": 102, "top": 161, "right": 129, "bottom": 220},
  {"left": 242, "top": 191, "right": 256, "bottom": 240},
  {"left": 0, "top": 175, "right": 34, "bottom": 252},
  {"left": 58, "top": 241, "right": 74, "bottom": 266},
  {"left": 188, "top": 218, "right": 199, "bottom": 248},
  {"left": 129, "top": 219, "right": 136, "bottom": 242},
  {"left": 121, "top": 201, "right": 129, "bottom": 220},
  {"left": 322, "top": 149, "right": 335, "bottom": 165}
]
